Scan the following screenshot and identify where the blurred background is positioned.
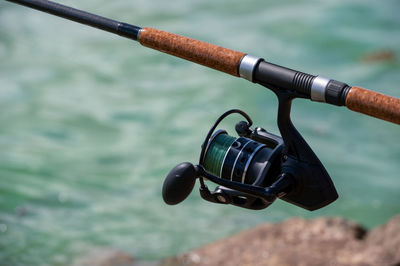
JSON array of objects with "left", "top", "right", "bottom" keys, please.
[{"left": 0, "top": 0, "right": 399, "bottom": 265}]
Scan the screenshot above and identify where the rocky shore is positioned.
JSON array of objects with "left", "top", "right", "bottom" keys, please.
[{"left": 74, "top": 215, "right": 400, "bottom": 266}]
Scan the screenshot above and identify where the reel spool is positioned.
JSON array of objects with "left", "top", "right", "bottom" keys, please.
[
  {"left": 202, "top": 130, "right": 279, "bottom": 186},
  {"left": 163, "top": 92, "right": 339, "bottom": 211}
]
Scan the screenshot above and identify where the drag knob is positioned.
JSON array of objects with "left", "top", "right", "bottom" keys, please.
[{"left": 162, "top": 162, "right": 197, "bottom": 205}]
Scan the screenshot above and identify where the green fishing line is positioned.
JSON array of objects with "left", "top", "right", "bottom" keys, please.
[{"left": 203, "top": 133, "right": 236, "bottom": 177}]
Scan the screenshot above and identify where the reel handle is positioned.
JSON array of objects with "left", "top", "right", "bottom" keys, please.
[{"left": 162, "top": 162, "right": 293, "bottom": 207}]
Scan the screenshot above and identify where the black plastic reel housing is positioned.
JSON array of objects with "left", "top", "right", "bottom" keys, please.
[{"left": 162, "top": 105, "right": 338, "bottom": 211}]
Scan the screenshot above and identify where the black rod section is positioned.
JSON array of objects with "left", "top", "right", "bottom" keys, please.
[
  {"left": 254, "top": 61, "right": 316, "bottom": 96},
  {"left": 6, "top": 0, "right": 142, "bottom": 40}
]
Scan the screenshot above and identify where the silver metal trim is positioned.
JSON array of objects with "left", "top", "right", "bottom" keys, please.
[
  {"left": 239, "top": 54, "right": 262, "bottom": 82},
  {"left": 220, "top": 147, "right": 231, "bottom": 179},
  {"left": 137, "top": 28, "right": 144, "bottom": 39},
  {"left": 311, "top": 76, "right": 330, "bottom": 102},
  {"left": 230, "top": 139, "right": 252, "bottom": 181},
  {"left": 242, "top": 143, "right": 266, "bottom": 183}
]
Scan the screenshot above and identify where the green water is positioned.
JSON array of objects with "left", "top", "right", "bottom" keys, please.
[{"left": 0, "top": 0, "right": 399, "bottom": 265}]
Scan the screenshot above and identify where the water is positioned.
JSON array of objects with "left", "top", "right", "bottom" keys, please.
[{"left": 0, "top": 0, "right": 399, "bottom": 265}]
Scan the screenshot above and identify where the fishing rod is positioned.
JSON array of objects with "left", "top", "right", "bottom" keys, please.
[
  {"left": 7, "top": 0, "right": 400, "bottom": 211},
  {"left": 7, "top": 0, "right": 400, "bottom": 123}
]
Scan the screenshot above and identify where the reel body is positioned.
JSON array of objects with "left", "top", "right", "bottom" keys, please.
[
  {"left": 200, "top": 127, "right": 284, "bottom": 210},
  {"left": 162, "top": 89, "right": 339, "bottom": 211}
]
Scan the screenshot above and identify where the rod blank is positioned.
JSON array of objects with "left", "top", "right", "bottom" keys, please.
[{"left": 6, "top": 0, "right": 141, "bottom": 40}]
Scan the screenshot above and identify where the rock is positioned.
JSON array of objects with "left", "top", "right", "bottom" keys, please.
[
  {"left": 73, "top": 248, "right": 136, "bottom": 266},
  {"left": 364, "top": 215, "right": 400, "bottom": 265},
  {"left": 162, "top": 215, "right": 400, "bottom": 266}
]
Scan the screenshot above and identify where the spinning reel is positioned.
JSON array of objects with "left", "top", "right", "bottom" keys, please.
[{"left": 162, "top": 89, "right": 338, "bottom": 211}]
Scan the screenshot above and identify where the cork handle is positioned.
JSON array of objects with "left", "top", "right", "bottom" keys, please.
[
  {"left": 138, "top": 27, "right": 245, "bottom": 76},
  {"left": 346, "top": 87, "right": 400, "bottom": 125}
]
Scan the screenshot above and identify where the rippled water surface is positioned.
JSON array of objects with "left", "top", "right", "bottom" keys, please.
[{"left": 0, "top": 0, "right": 399, "bottom": 265}]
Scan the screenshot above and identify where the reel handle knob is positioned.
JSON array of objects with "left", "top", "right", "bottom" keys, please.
[{"left": 162, "top": 162, "right": 197, "bottom": 205}]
